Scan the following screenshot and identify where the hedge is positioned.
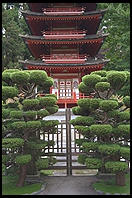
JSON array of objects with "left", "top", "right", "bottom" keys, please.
[
  {"left": 36, "top": 158, "right": 49, "bottom": 170},
  {"left": 105, "top": 161, "right": 128, "bottom": 173},
  {"left": 15, "top": 154, "right": 31, "bottom": 165},
  {"left": 78, "top": 154, "right": 87, "bottom": 164},
  {"left": 85, "top": 158, "right": 102, "bottom": 169}
]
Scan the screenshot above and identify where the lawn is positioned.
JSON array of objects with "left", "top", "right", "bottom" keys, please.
[
  {"left": 93, "top": 173, "right": 130, "bottom": 195},
  {"left": 2, "top": 175, "right": 42, "bottom": 195}
]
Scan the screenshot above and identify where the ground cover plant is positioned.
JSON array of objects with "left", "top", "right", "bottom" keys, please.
[
  {"left": 70, "top": 70, "right": 130, "bottom": 186},
  {"left": 2, "top": 69, "right": 59, "bottom": 187}
]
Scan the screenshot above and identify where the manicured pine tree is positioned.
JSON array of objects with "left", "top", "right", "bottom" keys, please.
[
  {"left": 70, "top": 70, "right": 130, "bottom": 186},
  {"left": 2, "top": 69, "right": 59, "bottom": 187}
]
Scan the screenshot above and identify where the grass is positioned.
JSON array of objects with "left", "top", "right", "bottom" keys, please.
[
  {"left": 2, "top": 175, "right": 42, "bottom": 195},
  {"left": 93, "top": 173, "right": 130, "bottom": 195}
]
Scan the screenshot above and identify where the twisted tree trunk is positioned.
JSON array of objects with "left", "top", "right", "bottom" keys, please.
[{"left": 16, "top": 164, "right": 27, "bottom": 187}]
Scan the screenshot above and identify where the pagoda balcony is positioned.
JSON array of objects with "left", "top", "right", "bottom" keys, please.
[
  {"left": 41, "top": 54, "right": 87, "bottom": 64},
  {"left": 42, "top": 30, "right": 86, "bottom": 39},
  {"left": 42, "top": 7, "right": 85, "bottom": 15}
]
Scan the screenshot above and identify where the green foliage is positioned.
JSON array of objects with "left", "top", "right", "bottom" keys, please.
[
  {"left": 26, "top": 121, "right": 41, "bottom": 129},
  {"left": 46, "top": 105, "right": 59, "bottom": 114},
  {"left": 2, "top": 155, "right": 10, "bottom": 164},
  {"left": 10, "top": 111, "right": 23, "bottom": 119},
  {"left": 107, "top": 71, "right": 127, "bottom": 90},
  {"left": 27, "top": 141, "right": 48, "bottom": 150},
  {"left": 77, "top": 98, "right": 90, "bottom": 109},
  {"left": 70, "top": 116, "right": 94, "bottom": 126},
  {"left": 23, "top": 111, "right": 37, "bottom": 120},
  {"left": 78, "top": 154, "right": 87, "bottom": 164},
  {"left": 37, "top": 109, "right": 49, "bottom": 118},
  {"left": 15, "top": 154, "right": 31, "bottom": 165},
  {"left": 22, "top": 99, "right": 39, "bottom": 111},
  {"left": 45, "top": 94, "right": 57, "bottom": 99},
  {"left": 105, "top": 161, "right": 128, "bottom": 173},
  {"left": 98, "top": 144, "right": 120, "bottom": 155},
  {"left": 35, "top": 158, "right": 49, "bottom": 170},
  {"left": 85, "top": 158, "right": 102, "bottom": 169},
  {"left": 117, "top": 125, "right": 130, "bottom": 139},
  {"left": 11, "top": 121, "right": 26, "bottom": 131},
  {"left": 123, "top": 96, "right": 130, "bottom": 108},
  {"left": 2, "top": 109, "right": 11, "bottom": 119},
  {"left": 95, "top": 82, "right": 110, "bottom": 92},
  {"left": 118, "top": 111, "right": 130, "bottom": 121},
  {"left": 82, "top": 142, "right": 100, "bottom": 152},
  {"left": 120, "top": 147, "right": 130, "bottom": 160},
  {"left": 91, "top": 70, "right": 107, "bottom": 77},
  {"left": 11, "top": 71, "right": 30, "bottom": 85},
  {"left": 99, "top": 100, "right": 118, "bottom": 111},
  {"left": 38, "top": 97, "right": 57, "bottom": 108},
  {"left": 2, "top": 138, "right": 24, "bottom": 148},
  {"left": 29, "top": 70, "right": 47, "bottom": 85},
  {"left": 90, "top": 124, "right": 112, "bottom": 136},
  {"left": 82, "top": 74, "right": 101, "bottom": 88},
  {"left": 78, "top": 82, "right": 91, "bottom": 94},
  {"left": 74, "top": 126, "right": 90, "bottom": 136},
  {"left": 2, "top": 86, "right": 18, "bottom": 101}
]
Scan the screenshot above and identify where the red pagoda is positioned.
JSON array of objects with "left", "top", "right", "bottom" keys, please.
[{"left": 19, "top": 3, "right": 109, "bottom": 108}]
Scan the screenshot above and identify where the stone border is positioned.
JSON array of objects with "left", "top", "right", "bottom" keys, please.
[{"left": 23, "top": 183, "right": 47, "bottom": 195}]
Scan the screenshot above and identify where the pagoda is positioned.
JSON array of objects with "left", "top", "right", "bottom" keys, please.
[{"left": 19, "top": 3, "right": 109, "bottom": 108}]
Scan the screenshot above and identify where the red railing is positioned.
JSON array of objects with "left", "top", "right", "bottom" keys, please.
[
  {"left": 42, "top": 30, "right": 86, "bottom": 39},
  {"left": 42, "top": 7, "right": 85, "bottom": 15},
  {"left": 41, "top": 53, "right": 87, "bottom": 64}
]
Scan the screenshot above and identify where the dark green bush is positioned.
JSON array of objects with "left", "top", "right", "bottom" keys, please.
[
  {"left": 82, "top": 142, "right": 100, "bottom": 152},
  {"left": 120, "top": 147, "right": 130, "bottom": 160},
  {"left": 107, "top": 71, "right": 127, "bottom": 90},
  {"left": 78, "top": 82, "right": 90, "bottom": 94},
  {"left": 2, "top": 138, "right": 24, "bottom": 148},
  {"left": 99, "top": 100, "right": 118, "bottom": 111},
  {"left": 45, "top": 94, "right": 57, "bottom": 99},
  {"left": 98, "top": 144, "right": 120, "bottom": 155},
  {"left": 105, "top": 161, "right": 128, "bottom": 173},
  {"left": 123, "top": 96, "right": 130, "bottom": 108},
  {"left": 36, "top": 158, "right": 49, "bottom": 170},
  {"left": 11, "top": 121, "right": 26, "bottom": 131},
  {"left": 2, "top": 155, "right": 10, "bottom": 164},
  {"left": 24, "top": 111, "right": 37, "bottom": 120},
  {"left": 91, "top": 70, "right": 107, "bottom": 77},
  {"left": 27, "top": 141, "right": 48, "bottom": 150},
  {"left": 90, "top": 124, "right": 112, "bottom": 136},
  {"left": 95, "top": 82, "right": 110, "bottom": 92},
  {"left": 37, "top": 109, "right": 49, "bottom": 118},
  {"left": 11, "top": 71, "right": 30, "bottom": 85},
  {"left": 82, "top": 74, "right": 101, "bottom": 87},
  {"left": 46, "top": 105, "right": 59, "bottom": 114},
  {"left": 22, "top": 99, "right": 39, "bottom": 111},
  {"left": 15, "top": 154, "right": 31, "bottom": 165},
  {"left": 118, "top": 111, "right": 130, "bottom": 121},
  {"left": 117, "top": 125, "right": 130, "bottom": 139},
  {"left": 2, "top": 86, "right": 18, "bottom": 101},
  {"left": 74, "top": 125, "right": 90, "bottom": 136},
  {"left": 2, "top": 109, "right": 11, "bottom": 119},
  {"left": 26, "top": 121, "right": 41, "bottom": 129},
  {"left": 85, "top": 158, "right": 102, "bottom": 169},
  {"left": 10, "top": 111, "right": 23, "bottom": 119},
  {"left": 29, "top": 70, "right": 48, "bottom": 85},
  {"left": 70, "top": 116, "right": 94, "bottom": 126},
  {"left": 78, "top": 154, "right": 87, "bottom": 164},
  {"left": 38, "top": 97, "right": 56, "bottom": 107},
  {"left": 77, "top": 98, "right": 90, "bottom": 109}
]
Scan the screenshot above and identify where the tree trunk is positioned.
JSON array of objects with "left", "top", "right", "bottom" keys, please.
[
  {"left": 116, "top": 172, "right": 125, "bottom": 186},
  {"left": 16, "top": 164, "right": 27, "bottom": 187}
]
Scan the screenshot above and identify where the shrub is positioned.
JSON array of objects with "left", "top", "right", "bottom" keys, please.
[
  {"left": 2, "top": 155, "right": 10, "bottom": 164},
  {"left": 37, "top": 109, "right": 49, "bottom": 118},
  {"left": 2, "top": 138, "right": 24, "bottom": 149},
  {"left": 99, "top": 100, "right": 118, "bottom": 111},
  {"left": 78, "top": 82, "right": 91, "bottom": 94},
  {"left": 2, "top": 86, "right": 18, "bottom": 101},
  {"left": 27, "top": 141, "right": 48, "bottom": 150},
  {"left": 82, "top": 142, "right": 100, "bottom": 152},
  {"left": 11, "top": 71, "right": 30, "bottom": 85},
  {"left": 38, "top": 97, "right": 56, "bottom": 107},
  {"left": 77, "top": 98, "right": 90, "bottom": 109},
  {"left": 95, "top": 82, "right": 110, "bottom": 92},
  {"left": 98, "top": 144, "right": 120, "bottom": 155},
  {"left": 78, "top": 154, "right": 87, "bottom": 164},
  {"left": 26, "top": 121, "right": 41, "bottom": 129},
  {"left": 117, "top": 125, "right": 130, "bottom": 139},
  {"left": 46, "top": 105, "right": 59, "bottom": 114},
  {"left": 2, "top": 109, "right": 11, "bottom": 119},
  {"left": 85, "top": 158, "right": 102, "bottom": 169},
  {"left": 11, "top": 121, "right": 26, "bottom": 131},
  {"left": 23, "top": 111, "right": 37, "bottom": 120},
  {"left": 29, "top": 70, "right": 47, "bottom": 85},
  {"left": 10, "top": 111, "right": 23, "bottom": 119},
  {"left": 45, "top": 94, "right": 57, "bottom": 99},
  {"left": 120, "top": 147, "right": 130, "bottom": 160},
  {"left": 123, "top": 96, "right": 130, "bottom": 108},
  {"left": 22, "top": 99, "right": 39, "bottom": 111},
  {"left": 15, "top": 154, "right": 31, "bottom": 165},
  {"left": 118, "top": 111, "right": 130, "bottom": 121},
  {"left": 91, "top": 70, "right": 107, "bottom": 77},
  {"left": 82, "top": 74, "right": 101, "bottom": 88},
  {"left": 107, "top": 71, "right": 127, "bottom": 90},
  {"left": 35, "top": 158, "right": 49, "bottom": 170},
  {"left": 70, "top": 116, "right": 94, "bottom": 126},
  {"left": 105, "top": 161, "right": 128, "bottom": 173},
  {"left": 90, "top": 124, "right": 112, "bottom": 136}
]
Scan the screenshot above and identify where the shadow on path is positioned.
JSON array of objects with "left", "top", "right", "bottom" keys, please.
[{"left": 39, "top": 176, "right": 99, "bottom": 195}]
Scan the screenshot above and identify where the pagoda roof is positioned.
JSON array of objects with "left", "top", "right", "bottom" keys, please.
[
  {"left": 21, "top": 9, "right": 107, "bottom": 20},
  {"left": 19, "top": 58, "right": 109, "bottom": 68},
  {"left": 20, "top": 33, "right": 108, "bottom": 43}
]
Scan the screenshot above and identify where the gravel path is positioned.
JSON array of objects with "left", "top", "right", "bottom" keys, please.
[{"left": 38, "top": 176, "right": 99, "bottom": 195}]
